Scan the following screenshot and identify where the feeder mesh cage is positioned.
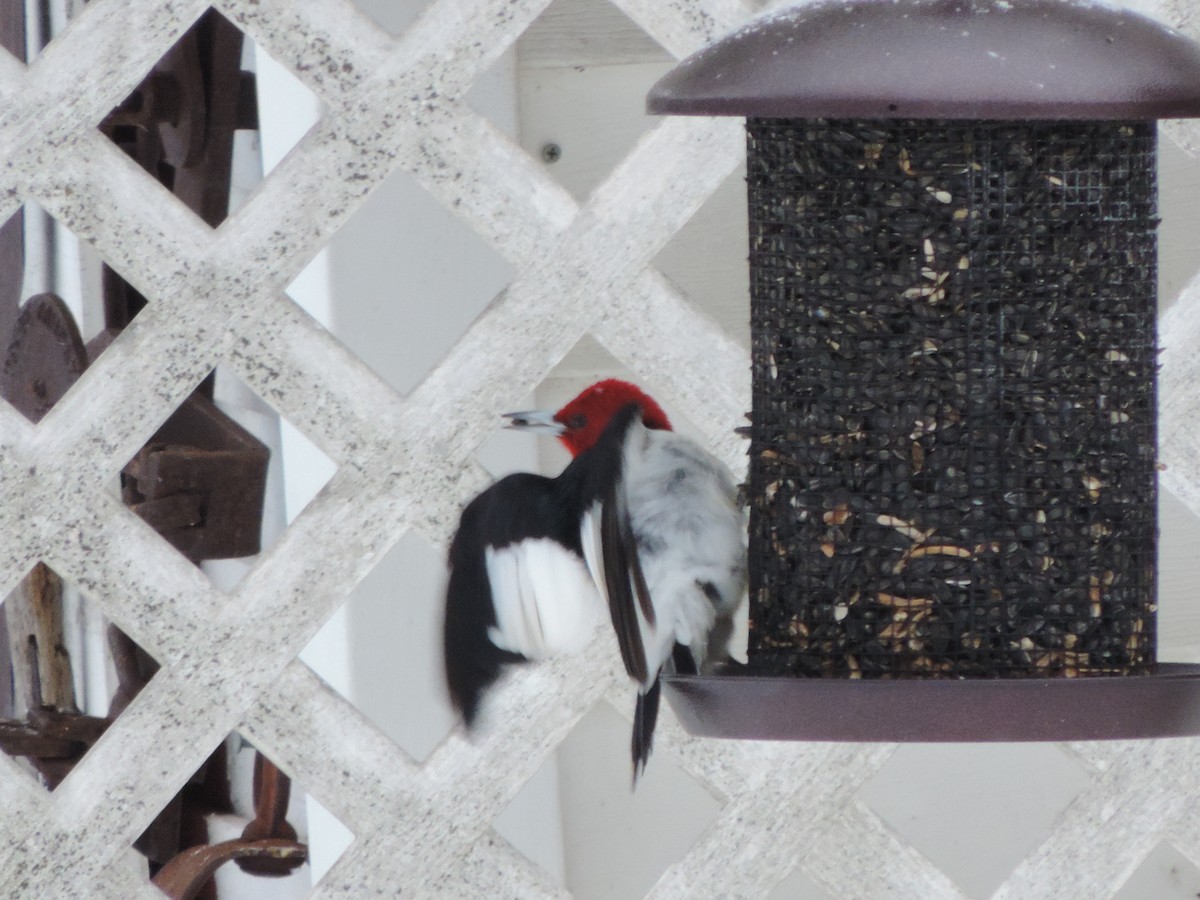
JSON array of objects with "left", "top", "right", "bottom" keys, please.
[{"left": 746, "top": 118, "right": 1157, "bottom": 679}]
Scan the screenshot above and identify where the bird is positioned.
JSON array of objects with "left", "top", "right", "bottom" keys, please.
[{"left": 443, "top": 378, "right": 747, "bottom": 782}]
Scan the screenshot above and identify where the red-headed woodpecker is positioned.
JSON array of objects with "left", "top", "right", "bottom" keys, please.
[{"left": 443, "top": 379, "right": 747, "bottom": 781}]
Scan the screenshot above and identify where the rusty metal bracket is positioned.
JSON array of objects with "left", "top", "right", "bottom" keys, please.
[
  {"left": 234, "top": 753, "right": 304, "bottom": 876},
  {"left": 152, "top": 839, "right": 307, "bottom": 900},
  {"left": 98, "top": 9, "right": 251, "bottom": 329},
  {"left": 121, "top": 392, "right": 269, "bottom": 562},
  {"left": 1, "top": 292, "right": 88, "bottom": 424},
  {"left": 0, "top": 720, "right": 75, "bottom": 758}
]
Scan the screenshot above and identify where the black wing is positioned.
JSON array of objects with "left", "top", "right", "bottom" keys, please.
[
  {"left": 573, "top": 403, "right": 656, "bottom": 687},
  {"left": 443, "top": 472, "right": 582, "bottom": 727}
]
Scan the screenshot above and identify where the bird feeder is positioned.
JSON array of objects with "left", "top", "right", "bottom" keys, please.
[{"left": 649, "top": 0, "right": 1200, "bottom": 740}]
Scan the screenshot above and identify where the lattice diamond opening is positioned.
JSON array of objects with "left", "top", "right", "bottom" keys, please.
[
  {"left": 513, "top": 0, "right": 675, "bottom": 201},
  {"left": 302, "top": 531, "right": 456, "bottom": 764},
  {"left": 351, "top": 0, "right": 433, "bottom": 37},
  {"left": 518, "top": 0, "right": 671, "bottom": 69},
  {"left": 0, "top": 562, "right": 159, "bottom": 793},
  {"left": 135, "top": 731, "right": 353, "bottom": 897},
  {"left": 116, "top": 366, "right": 336, "bottom": 587},
  {"left": 0, "top": 203, "right": 149, "bottom": 425},
  {"left": 297, "top": 170, "right": 514, "bottom": 396},
  {"left": 653, "top": 164, "right": 749, "bottom": 349},
  {"left": 1159, "top": 134, "right": 1200, "bottom": 313},
  {"left": 766, "top": 868, "right": 839, "bottom": 900},
  {"left": 96, "top": 8, "right": 323, "bottom": 231},
  {"left": 858, "top": 743, "right": 1091, "bottom": 898},
  {"left": 1113, "top": 840, "right": 1200, "bottom": 900},
  {"left": 496, "top": 701, "right": 724, "bottom": 900},
  {"left": 0, "top": 200, "right": 110, "bottom": 333}
]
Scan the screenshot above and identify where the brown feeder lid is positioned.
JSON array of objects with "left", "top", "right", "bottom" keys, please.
[{"left": 647, "top": 0, "right": 1200, "bottom": 120}]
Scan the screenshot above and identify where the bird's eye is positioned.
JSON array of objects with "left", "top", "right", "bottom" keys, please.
[{"left": 570, "top": 414, "right": 587, "bottom": 430}]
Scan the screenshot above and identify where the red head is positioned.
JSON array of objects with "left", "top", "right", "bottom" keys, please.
[{"left": 553, "top": 379, "right": 673, "bottom": 456}]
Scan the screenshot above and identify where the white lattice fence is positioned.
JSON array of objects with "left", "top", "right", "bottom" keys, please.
[{"left": 1, "top": 0, "right": 1200, "bottom": 896}]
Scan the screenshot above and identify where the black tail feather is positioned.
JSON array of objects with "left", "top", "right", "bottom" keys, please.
[
  {"left": 630, "top": 644, "right": 699, "bottom": 786},
  {"left": 632, "top": 675, "right": 662, "bottom": 787},
  {"left": 671, "top": 642, "right": 698, "bottom": 676},
  {"left": 446, "top": 638, "right": 526, "bottom": 729},
  {"left": 443, "top": 529, "right": 526, "bottom": 729}
]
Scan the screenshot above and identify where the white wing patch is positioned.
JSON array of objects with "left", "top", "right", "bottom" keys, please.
[
  {"left": 580, "top": 502, "right": 604, "bottom": 604},
  {"left": 485, "top": 539, "right": 604, "bottom": 659}
]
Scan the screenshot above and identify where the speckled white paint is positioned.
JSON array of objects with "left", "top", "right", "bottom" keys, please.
[{"left": 1, "top": 0, "right": 1200, "bottom": 897}]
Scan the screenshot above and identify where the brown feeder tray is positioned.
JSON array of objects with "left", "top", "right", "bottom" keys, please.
[{"left": 663, "top": 665, "right": 1200, "bottom": 742}]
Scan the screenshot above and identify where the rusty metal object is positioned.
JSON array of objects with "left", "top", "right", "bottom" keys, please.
[
  {"left": 170, "top": 11, "right": 249, "bottom": 227},
  {"left": 152, "top": 839, "right": 307, "bottom": 900},
  {"left": 4, "top": 705, "right": 115, "bottom": 791},
  {"left": 100, "top": 12, "right": 275, "bottom": 861},
  {"left": 0, "top": 11, "right": 286, "bottom": 894},
  {"left": 99, "top": 9, "right": 252, "bottom": 327},
  {"left": 107, "top": 624, "right": 159, "bottom": 721},
  {"left": 25, "top": 707, "right": 109, "bottom": 744},
  {"left": 0, "top": 707, "right": 113, "bottom": 789},
  {"left": 122, "top": 392, "right": 269, "bottom": 561},
  {"left": 0, "top": 298, "right": 264, "bottom": 819},
  {"left": 0, "top": 720, "right": 76, "bottom": 758},
  {"left": 4, "top": 563, "right": 77, "bottom": 716},
  {"left": 103, "top": 66, "right": 202, "bottom": 170},
  {"left": 1, "top": 293, "right": 88, "bottom": 423},
  {"left": 136, "top": 740, "right": 225, "bottom": 869},
  {"left": 235, "top": 754, "right": 303, "bottom": 876},
  {"left": 96, "top": 11, "right": 269, "bottom": 566},
  {"left": 97, "top": 13, "right": 248, "bottom": 196}
]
